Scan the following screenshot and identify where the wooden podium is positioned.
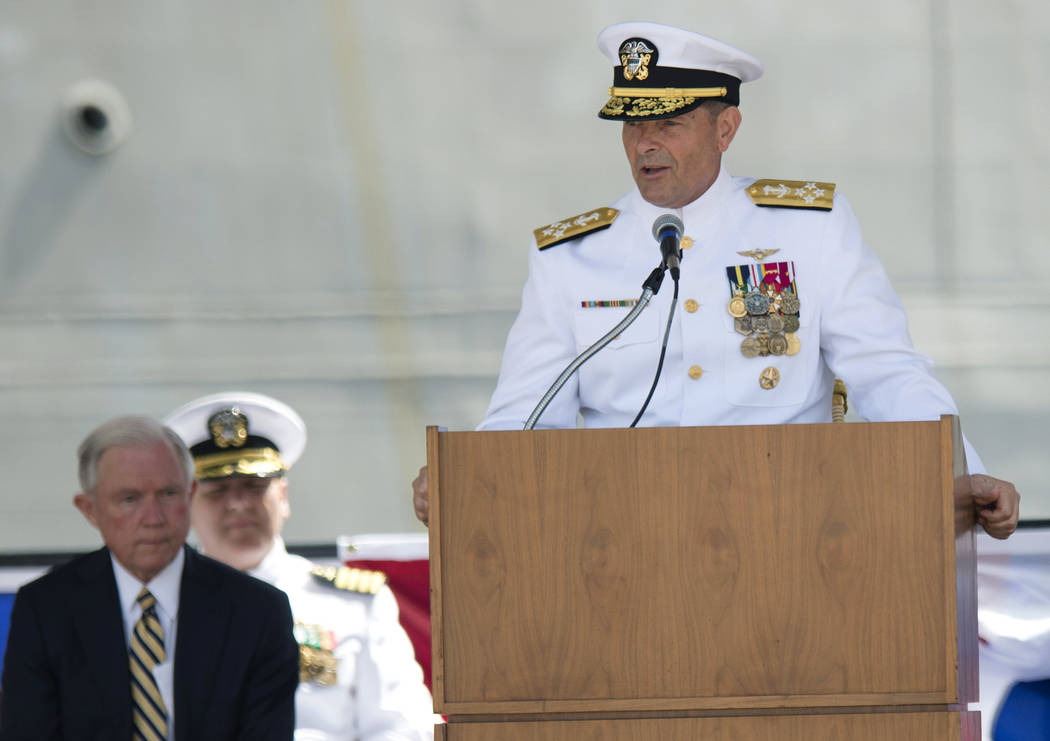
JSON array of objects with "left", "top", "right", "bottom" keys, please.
[{"left": 427, "top": 416, "right": 980, "bottom": 740}]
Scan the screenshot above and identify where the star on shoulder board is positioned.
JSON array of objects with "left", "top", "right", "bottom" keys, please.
[
  {"left": 534, "top": 207, "right": 619, "bottom": 250},
  {"left": 747, "top": 179, "right": 835, "bottom": 210}
]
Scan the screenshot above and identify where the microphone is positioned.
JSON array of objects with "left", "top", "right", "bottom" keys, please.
[{"left": 652, "top": 214, "right": 684, "bottom": 280}]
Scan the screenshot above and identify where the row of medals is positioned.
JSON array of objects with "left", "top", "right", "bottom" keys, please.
[
  {"left": 295, "top": 622, "right": 339, "bottom": 686},
  {"left": 727, "top": 286, "right": 801, "bottom": 358}
]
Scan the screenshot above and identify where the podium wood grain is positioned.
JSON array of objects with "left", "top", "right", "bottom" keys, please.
[
  {"left": 438, "top": 710, "right": 979, "bottom": 740},
  {"left": 428, "top": 418, "right": 977, "bottom": 717}
]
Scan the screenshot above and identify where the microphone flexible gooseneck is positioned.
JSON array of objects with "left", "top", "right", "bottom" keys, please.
[
  {"left": 523, "top": 214, "right": 686, "bottom": 431},
  {"left": 523, "top": 267, "right": 665, "bottom": 430},
  {"left": 630, "top": 214, "right": 684, "bottom": 426}
]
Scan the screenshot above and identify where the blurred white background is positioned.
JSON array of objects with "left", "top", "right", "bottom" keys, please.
[{"left": 1, "top": 0, "right": 1046, "bottom": 550}]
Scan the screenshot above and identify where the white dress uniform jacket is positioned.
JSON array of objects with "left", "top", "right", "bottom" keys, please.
[
  {"left": 480, "top": 166, "right": 984, "bottom": 473},
  {"left": 251, "top": 539, "right": 436, "bottom": 741}
]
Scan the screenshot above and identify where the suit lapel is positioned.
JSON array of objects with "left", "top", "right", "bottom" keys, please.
[
  {"left": 173, "top": 547, "right": 230, "bottom": 740},
  {"left": 70, "top": 548, "right": 133, "bottom": 735}
]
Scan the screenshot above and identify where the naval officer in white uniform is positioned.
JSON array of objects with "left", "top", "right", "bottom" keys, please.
[
  {"left": 412, "top": 21, "right": 1019, "bottom": 539},
  {"left": 166, "top": 392, "right": 436, "bottom": 741}
]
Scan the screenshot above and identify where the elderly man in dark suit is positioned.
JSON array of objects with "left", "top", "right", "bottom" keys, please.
[{"left": 0, "top": 415, "right": 299, "bottom": 741}]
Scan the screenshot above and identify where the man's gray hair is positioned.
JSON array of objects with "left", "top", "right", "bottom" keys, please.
[
  {"left": 77, "top": 415, "right": 195, "bottom": 494},
  {"left": 698, "top": 100, "right": 732, "bottom": 119}
]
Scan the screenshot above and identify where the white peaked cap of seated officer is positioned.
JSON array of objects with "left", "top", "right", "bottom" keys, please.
[
  {"left": 596, "top": 21, "right": 763, "bottom": 120},
  {"left": 163, "top": 391, "right": 307, "bottom": 480}
]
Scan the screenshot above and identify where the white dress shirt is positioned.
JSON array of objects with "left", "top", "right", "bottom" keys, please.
[{"left": 112, "top": 547, "right": 184, "bottom": 741}]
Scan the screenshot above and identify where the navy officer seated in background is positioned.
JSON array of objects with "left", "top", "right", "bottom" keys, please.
[
  {"left": 166, "top": 391, "right": 437, "bottom": 741},
  {"left": 0, "top": 415, "right": 298, "bottom": 740},
  {"left": 412, "top": 21, "right": 1019, "bottom": 538}
]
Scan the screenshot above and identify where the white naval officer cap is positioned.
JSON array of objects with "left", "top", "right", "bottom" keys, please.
[
  {"left": 163, "top": 391, "right": 306, "bottom": 481},
  {"left": 597, "top": 21, "right": 763, "bottom": 120}
]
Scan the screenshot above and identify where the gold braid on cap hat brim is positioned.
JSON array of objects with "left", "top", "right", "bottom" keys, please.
[
  {"left": 194, "top": 447, "right": 287, "bottom": 480},
  {"left": 609, "top": 86, "right": 727, "bottom": 98},
  {"left": 601, "top": 86, "right": 728, "bottom": 118}
]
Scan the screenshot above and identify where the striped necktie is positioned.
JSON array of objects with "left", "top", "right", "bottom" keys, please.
[{"left": 130, "top": 588, "right": 168, "bottom": 741}]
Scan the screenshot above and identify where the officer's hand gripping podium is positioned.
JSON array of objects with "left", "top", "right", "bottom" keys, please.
[{"left": 426, "top": 417, "right": 980, "bottom": 740}]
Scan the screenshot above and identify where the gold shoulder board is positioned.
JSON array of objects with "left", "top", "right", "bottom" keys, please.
[
  {"left": 747, "top": 179, "right": 835, "bottom": 210},
  {"left": 310, "top": 565, "right": 386, "bottom": 595},
  {"left": 534, "top": 207, "right": 619, "bottom": 250}
]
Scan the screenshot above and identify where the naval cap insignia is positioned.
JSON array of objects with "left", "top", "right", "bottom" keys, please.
[
  {"left": 619, "top": 38, "right": 656, "bottom": 81},
  {"left": 208, "top": 408, "right": 249, "bottom": 449}
]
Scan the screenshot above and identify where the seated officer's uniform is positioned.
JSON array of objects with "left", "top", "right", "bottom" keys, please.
[{"left": 166, "top": 392, "right": 436, "bottom": 740}]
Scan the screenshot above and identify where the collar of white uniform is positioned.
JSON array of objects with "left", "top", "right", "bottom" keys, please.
[
  {"left": 632, "top": 164, "right": 732, "bottom": 245},
  {"left": 248, "top": 536, "right": 287, "bottom": 583}
]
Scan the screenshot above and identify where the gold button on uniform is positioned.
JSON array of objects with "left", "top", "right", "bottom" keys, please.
[
  {"left": 688, "top": 365, "right": 703, "bottom": 380},
  {"left": 684, "top": 299, "right": 699, "bottom": 313},
  {"left": 681, "top": 235, "right": 694, "bottom": 250}
]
